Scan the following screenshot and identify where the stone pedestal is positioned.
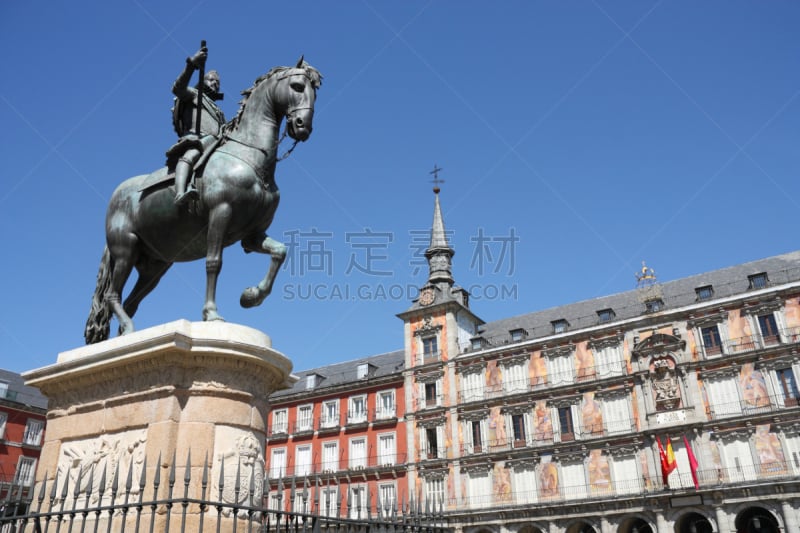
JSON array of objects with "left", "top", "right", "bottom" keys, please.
[{"left": 23, "top": 320, "right": 296, "bottom": 531}]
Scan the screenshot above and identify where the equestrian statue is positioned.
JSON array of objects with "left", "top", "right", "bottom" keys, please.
[{"left": 84, "top": 43, "right": 322, "bottom": 344}]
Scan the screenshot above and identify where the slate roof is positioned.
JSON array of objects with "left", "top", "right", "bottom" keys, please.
[
  {"left": 0, "top": 368, "right": 48, "bottom": 411},
  {"left": 271, "top": 349, "right": 405, "bottom": 399},
  {"left": 473, "top": 250, "right": 800, "bottom": 348}
]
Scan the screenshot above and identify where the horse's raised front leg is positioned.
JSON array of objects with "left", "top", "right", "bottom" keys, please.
[
  {"left": 240, "top": 232, "right": 287, "bottom": 308},
  {"left": 203, "top": 203, "right": 232, "bottom": 322}
]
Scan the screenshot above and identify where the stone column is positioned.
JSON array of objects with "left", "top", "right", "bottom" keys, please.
[
  {"left": 656, "top": 512, "right": 669, "bottom": 533},
  {"left": 782, "top": 500, "right": 800, "bottom": 533},
  {"left": 714, "top": 505, "right": 731, "bottom": 533},
  {"left": 24, "top": 320, "right": 295, "bottom": 532}
]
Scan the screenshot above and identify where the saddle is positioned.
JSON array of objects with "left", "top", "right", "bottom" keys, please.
[{"left": 138, "top": 136, "right": 223, "bottom": 193}]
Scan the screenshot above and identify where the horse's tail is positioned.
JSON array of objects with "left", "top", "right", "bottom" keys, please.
[{"left": 84, "top": 246, "right": 113, "bottom": 344}]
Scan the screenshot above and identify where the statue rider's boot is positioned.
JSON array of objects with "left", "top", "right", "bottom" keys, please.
[{"left": 174, "top": 161, "right": 199, "bottom": 207}]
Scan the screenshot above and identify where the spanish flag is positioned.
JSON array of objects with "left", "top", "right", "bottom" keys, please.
[{"left": 665, "top": 438, "right": 678, "bottom": 477}]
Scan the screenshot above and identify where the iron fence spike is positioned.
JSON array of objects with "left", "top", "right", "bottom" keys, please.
[
  {"left": 202, "top": 451, "right": 209, "bottom": 488},
  {"left": 169, "top": 449, "right": 177, "bottom": 486},
  {"left": 125, "top": 455, "right": 134, "bottom": 492},
  {"left": 185, "top": 449, "right": 192, "bottom": 484}
]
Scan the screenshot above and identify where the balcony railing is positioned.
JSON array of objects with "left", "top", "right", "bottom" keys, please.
[
  {"left": 450, "top": 460, "right": 800, "bottom": 510},
  {"left": 346, "top": 409, "right": 369, "bottom": 425},
  {"left": 706, "top": 394, "right": 798, "bottom": 420},
  {"left": 702, "top": 326, "right": 800, "bottom": 358},
  {"left": 266, "top": 452, "right": 409, "bottom": 481},
  {"left": 415, "top": 395, "right": 443, "bottom": 410},
  {"left": 416, "top": 351, "right": 441, "bottom": 365},
  {"left": 372, "top": 407, "right": 397, "bottom": 422}
]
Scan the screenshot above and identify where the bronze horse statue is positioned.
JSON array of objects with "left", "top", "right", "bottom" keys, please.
[{"left": 85, "top": 58, "right": 322, "bottom": 344}]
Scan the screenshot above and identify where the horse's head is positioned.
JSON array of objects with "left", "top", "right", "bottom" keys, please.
[{"left": 272, "top": 57, "right": 322, "bottom": 142}]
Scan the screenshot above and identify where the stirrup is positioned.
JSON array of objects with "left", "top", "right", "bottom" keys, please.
[{"left": 175, "top": 188, "right": 199, "bottom": 206}]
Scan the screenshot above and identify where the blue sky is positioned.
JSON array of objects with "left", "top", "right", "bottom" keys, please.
[{"left": 1, "top": 2, "right": 799, "bottom": 374}]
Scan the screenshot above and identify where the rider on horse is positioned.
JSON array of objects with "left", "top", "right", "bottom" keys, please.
[{"left": 166, "top": 45, "right": 226, "bottom": 207}]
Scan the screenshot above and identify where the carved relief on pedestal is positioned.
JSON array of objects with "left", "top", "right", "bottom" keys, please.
[
  {"left": 55, "top": 429, "right": 147, "bottom": 508},
  {"left": 215, "top": 431, "right": 265, "bottom": 516}
]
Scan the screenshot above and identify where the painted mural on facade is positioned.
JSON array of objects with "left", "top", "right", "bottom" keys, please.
[
  {"left": 488, "top": 406, "right": 507, "bottom": 448},
  {"left": 576, "top": 342, "right": 595, "bottom": 380},
  {"left": 486, "top": 360, "right": 502, "bottom": 395},
  {"left": 581, "top": 392, "right": 603, "bottom": 435},
  {"left": 588, "top": 449, "right": 611, "bottom": 494},
  {"left": 530, "top": 350, "right": 547, "bottom": 386},
  {"left": 784, "top": 298, "right": 800, "bottom": 328},
  {"left": 493, "top": 463, "right": 512, "bottom": 503},
  {"left": 534, "top": 401, "right": 553, "bottom": 440},
  {"left": 539, "top": 460, "right": 558, "bottom": 499},
  {"left": 755, "top": 424, "right": 787, "bottom": 474},
  {"left": 727, "top": 308, "right": 753, "bottom": 342},
  {"left": 740, "top": 363, "right": 769, "bottom": 408}
]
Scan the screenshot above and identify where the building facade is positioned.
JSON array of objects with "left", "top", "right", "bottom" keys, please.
[
  {"left": 264, "top": 350, "right": 409, "bottom": 520},
  {"left": 267, "top": 188, "right": 800, "bottom": 533},
  {"left": 0, "top": 369, "right": 47, "bottom": 503}
]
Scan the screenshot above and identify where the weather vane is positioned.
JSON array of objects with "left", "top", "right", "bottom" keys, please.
[{"left": 429, "top": 164, "right": 444, "bottom": 193}]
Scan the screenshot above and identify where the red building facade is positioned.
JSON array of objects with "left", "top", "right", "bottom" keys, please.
[
  {"left": 264, "top": 350, "right": 408, "bottom": 518},
  {"left": 0, "top": 369, "right": 47, "bottom": 502}
]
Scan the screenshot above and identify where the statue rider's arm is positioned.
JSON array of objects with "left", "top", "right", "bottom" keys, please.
[{"left": 172, "top": 47, "right": 207, "bottom": 101}]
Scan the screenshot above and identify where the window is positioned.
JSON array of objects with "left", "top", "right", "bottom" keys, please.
[
  {"left": 349, "top": 438, "right": 367, "bottom": 470},
  {"left": 424, "top": 477, "right": 445, "bottom": 508},
  {"left": 295, "top": 445, "right": 312, "bottom": 476},
  {"left": 322, "top": 441, "right": 338, "bottom": 472},
  {"left": 320, "top": 487, "right": 338, "bottom": 517},
  {"left": 469, "top": 420, "right": 484, "bottom": 453},
  {"left": 297, "top": 405, "right": 313, "bottom": 432},
  {"left": 552, "top": 319, "right": 569, "bottom": 334},
  {"left": 510, "top": 328, "right": 528, "bottom": 342},
  {"left": 423, "top": 380, "right": 440, "bottom": 407},
  {"left": 602, "top": 395, "right": 630, "bottom": 435},
  {"left": 378, "top": 433, "right": 396, "bottom": 466},
  {"left": 776, "top": 368, "right": 800, "bottom": 406},
  {"left": 0, "top": 411, "right": 7, "bottom": 440},
  {"left": 378, "top": 483, "right": 396, "bottom": 517},
  {"left": 592, "top": 342, "right": 623, "bottom": 377},
  {"left": 512, "top": 465, "right": 537, "bottom": 504},
  {"left": 701, "top": 325, "right": 723, "bottom": 356},
  {"left": 349, "top": 485, "right": 367, "bottom": 518},
  {"left": 721, "top": 437, "right": 756, "bottom": 483},
  {"left": 357, "top": 364, "right": 369, "bottom": 379},
  {"left": 322, "top": 400, "right": 339, "bottom": 428},
  {"left": 0, "top": 382, "right": 7, "bottom": 399},
  {"left": 597, "top": 308, "right": 615, "bottom": 323},
  {"left": 511, "top": 414, "right": 527, "bottom": 448},
  {"left": 548, "top": 353, "right": 574, "bottom": 385},
  {"left": 705, "top": 376, "right": 742, "bottom": 417},
  {"left": 422, "top": 336, "right": 439, "bottom": 360},
  {"left": 272, "top": 409, "right": 288, "bottom": 435},
  {"left": 306, "top": 374, "right": 319, "bottom": 389},
  {"left": 294, "top": 487, "right": 311, "bottom": 513},
  {"left": 561, "top": 462, "right": 587, "bottom": 500},
  {"left": 558, "top": 406, "right": 575, "bottom": 441},
  {"left": 645, "top": 299, "right": 664, "bottom": 313},
  {"left": 471, "top": 337, "right": 487, "bottom": 350},
  {"left": 423, "top": 427, "right": 444, "bottom": 459},
  {"left": 466, "top": 469, "right": 492, "bottom": 508},
  {"left": 269, "top": 448, "right": 286, "bottom": 478},
  {"left": 348, "top": 395, "right": 367, "bottom": 424},
  {"left": 462, "top": 371, "right": 484, "bottom": 401},
  {"left": 612, "top": 455, "right": 640, "bottom": 495},
  {"left": 748, "top": 272, "right": 768, "bottom": 290},
  {"left": 376, "top": 390, "right": 395, "bottom": 419},
  {"left": 14, "top": 456, "right": 36, "bottom": 486},
  {"left": 758, "top": 313, "right": 780, "bottom": 346},
  {"left": 268, "top": 491, "right": 283, "bottom": 513},
  {"left": 695, "top": 285, "right": 714, "bottom": 301},
  {"left": 503, "top": 362, "right": 528, "bottom": 393},
  {"left": 23, "top": 419, "right": 44, "bottom": 446}
]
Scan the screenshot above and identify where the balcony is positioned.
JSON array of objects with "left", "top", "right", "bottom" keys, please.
[
  {"left": 416, "top": 351, "right": 441, "bottom": 366},
  {"left": 269, "top": 424, "right": 289, "bottom": 440},
  {"left": 371, "top": 407, "right": 397, "bottom": 424},
  {"left": 415, "top": 395, "right": 444, "bottom": 411},
  {"left": 317, "top": 416, "right": 341, "bottom": 434},
  {"left": 346, "top": 409, "right": 369, "bottom": 428},
  {"left": 706, "top": 394, "right": 798, "bottom": 420},
  {"left": 266, "top": 453, "right": 409, "bottom": 483},
  {"left": 702, "top": 327, "right": 800, "bottom": 358}
]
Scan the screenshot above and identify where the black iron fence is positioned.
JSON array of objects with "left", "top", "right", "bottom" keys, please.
[{"left": 0, "top": 452, "right": 447, "bottom": 533}]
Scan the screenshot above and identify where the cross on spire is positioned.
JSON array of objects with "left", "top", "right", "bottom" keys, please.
[{"left": 429, "top": 165, "right": 444, "bottom": 193}]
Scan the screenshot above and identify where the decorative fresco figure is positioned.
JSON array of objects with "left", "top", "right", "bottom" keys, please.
[
  {"left": 493, "top": 464, "right": 512, "bottom": 502},
  {"left": 488, "top": 406, "right": 507, "bottom": 448},
  {"left": 581, "top": 392, "right": 604, "bottom": 435},
  {"left": 740, "top": 363, "right": 770, "bottom": 408},
  {"left": 530, "top": 351, "right": 548, "bottom": 386},
  {"left": 587, "top": 450, "right": 611, "bottom": 494},
  {"left": 486, "top": 360, "right": 502, "bottom": 394},
  {"left": 576, "top": 343, "right": 595, "bottom": 380},
  {"left": 534, "top": 401, "right": 553, "bottom": 441},
  {"left": 539, "top": 462, "right": 559, "bottom": 499},
  {"left": 754, "top": 424, "right": 787, "bottom": 474}
]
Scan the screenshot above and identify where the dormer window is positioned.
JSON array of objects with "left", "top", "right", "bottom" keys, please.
[
  {"left": 596, "top": 308, "right": 615, "bottom": 324},
  {"left": 306, "top": 374, "right": 320, "bottom": 389},
  {"left": 471, "top": 336, "right": 487, "bottom": 350},
  {"left": 748, "top": 272, "right": 768, "bottom": 290},
  {"left": 644, "top": 299, "right": 664, "bottom": 313},
  {"left": 509, "top": 328, "right": 528, "bottom": 342},
  {"left": 551, "top": 319, "right": 569, "bottom": 334},
  {"left": 357, "top": 363, "right": 370, "bottom": 379},
  {"left": 695, "top": 285, "right": 714, "bottom": 301}
]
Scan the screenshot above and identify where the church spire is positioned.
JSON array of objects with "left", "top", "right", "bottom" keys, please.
[{"left": 425, "top": 165, "right": 454, "bottom": 286}]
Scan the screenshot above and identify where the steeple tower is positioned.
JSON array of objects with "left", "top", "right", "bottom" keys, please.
[{"left": 425, "top": 172, "right": 455, "bottom": 287}]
